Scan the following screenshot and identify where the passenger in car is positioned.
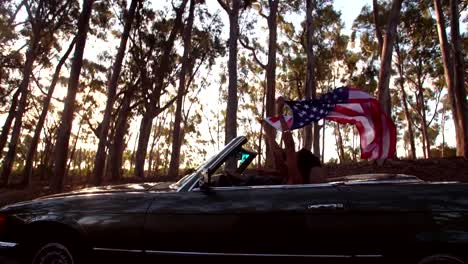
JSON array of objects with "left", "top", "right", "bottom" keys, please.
[
  {"left": 296, "top": 148, "right": 326, "bottom": 184},
  {"left": 264, "top": 96, "right": 326, "bottom": 185}
]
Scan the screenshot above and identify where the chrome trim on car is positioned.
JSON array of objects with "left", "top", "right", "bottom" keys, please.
[
  {"left": 145, "top": 250, "right": 352, "bottom": 258},
  {"left": 0, "top": 241, "right": 18, "bottom": 248},
  {"left": 200, "top": 182, "right": 338, "bottom": 192},
  {"left": 354, "top": 254, "right": 383, "bottom": 258},
  {"left": 307, "top": 203, "right": 345, "bottom": 210},
  {"left": 93, "top": 247, "right": 142, "bottom": 253},
  {"left": 93, "top": 248, "right": 383, "bottom": 259}
]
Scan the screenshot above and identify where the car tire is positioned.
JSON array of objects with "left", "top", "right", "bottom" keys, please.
[
  {"left": 29, "top": 241, "right": 78, "bottom": 264},
  {"left": 418, "top": 254, "right": 465, "bottom": 264}
]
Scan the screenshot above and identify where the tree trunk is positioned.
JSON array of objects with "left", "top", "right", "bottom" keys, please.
[
  {"left": 433, "top": 0, "right": 461, "bottom": 155},
  {"left": 225, "top": 1, "right": 240, "bottom": 144},
  {"left": 147, "top": 126, "right": 158, "bottom": 178},
  {"left": 401, "top": 86, "right": 416, "bottom": 159},
  {"left": 1, "top": 40, "right": 38, "bottom": 187},
  {"left": 304, "top": 0, "right": 316, "bottom": 152},
  {"left": 372, "top": 0, "right": 384, "bottom": 56},
  {"left": 0, "top": 89, "right": 20, "bottom": 160},
  {"left": 135, "top": 110, "right": 153, "bottom": 178},
  {"left": 264, "top": 0, "right": 279, "bottom": 168},
  {"left": 77, "top": 148, "right": 82, "bottom": 180},
  {"left": 168, "top": 0, "right": 195, "bottom": 178},
  {"left": 421, "top": 128, "right": 427, "bottom": 159},
  {"left": 441, "top": 106, "right": 446, "bottom": 157},
  {"left": 377, "top": 0, "right": 403, "bottom": 116},
  {"left": 108, "top": 91, "right": 132, "bottom": 181},
  {"left": 221, "top": 0, "right": 241, "bottom": 171},
  {"left": 133, "top": 0, "right": 187, "bottom": 178},
  {"left": 335, "top": 124, "right": 345, "bottom": 163},
  {"left": 93, "top": 0, "right": 138, "bottom": 185},
  {"left": 258, "top": 83, "right": 267, "bottom": 168},
  {"left": 449, "top": 0, "right": 468, "bottom": 159},
  {"left": 321, "top": 122, "right": 325, "bottom": 164},
  {"left": 417, "top": 81, "right": 431, "bottom": 158},
  {"left": 52, "top": 0, "right": 95, "bottom": 192},
  {"left": 130, "top": 131, "right": 138, "bottom": 175},
  {"left": 23, "top": 37, "right": 76, "bottom": 187},
  {"left": 395, "top": 41, "right": 416, "bottom": 159},
  {"left": 66, "top": 120, "right": 83, "bottom": 184}
]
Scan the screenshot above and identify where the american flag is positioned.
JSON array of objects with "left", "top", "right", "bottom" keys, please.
[{"left": 265, "top": 86, "right": 396, "bottom": 160}]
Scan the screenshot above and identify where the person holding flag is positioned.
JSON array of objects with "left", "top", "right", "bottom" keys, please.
[
  {"left": 262, "top": 97, "right": 325, "bottom": 185},
  {"left": 265, "top": 86, "right": 396, "bottom": 161}
]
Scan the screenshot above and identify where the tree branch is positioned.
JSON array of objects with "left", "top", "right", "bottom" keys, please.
[
  {"left": 217, "top": 0, "right": 230, "bottom": 13},
  {"left": 259, "top": 10, "right": 268, "bottom": 19},
  {"left": 427, "top": 88, "right": 443, "bottom": 127},
  {"left": 239, "top": 37, "right": 267, "bottom": 69}
]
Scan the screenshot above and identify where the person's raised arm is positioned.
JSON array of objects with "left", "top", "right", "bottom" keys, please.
[{"left": 276, "top": 97, "right": 301, "bottom": 184}]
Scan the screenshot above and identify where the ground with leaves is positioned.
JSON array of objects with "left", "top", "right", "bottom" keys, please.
[{"left": 1, "top": 158, "right": 467, "bottom": 208}]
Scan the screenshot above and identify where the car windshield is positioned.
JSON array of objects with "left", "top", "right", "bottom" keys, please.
[
  {"left": 169, "top": 136, "right": 249, "bottom": 191},
  {"left": 168, "top": 153, "right": 219, "bottom": 190}
]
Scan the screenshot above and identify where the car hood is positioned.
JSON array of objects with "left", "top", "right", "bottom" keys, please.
[
  {"left": 39, "top": 182, "right": 174, "bottom": 199},
  {"left": 0, "top": 182, "right": 175, "bottom": 213}
]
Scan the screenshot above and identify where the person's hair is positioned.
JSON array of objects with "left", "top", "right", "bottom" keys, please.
[{"left": 296, "top": 148, "right": 321, "bottom": 184}]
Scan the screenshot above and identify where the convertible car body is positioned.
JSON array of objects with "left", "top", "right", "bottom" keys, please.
[{"left": 1, "top": 136, "right": 468, "bottom": 264}]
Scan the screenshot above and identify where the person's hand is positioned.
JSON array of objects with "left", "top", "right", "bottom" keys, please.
[{"left": 276, "top": 96, "right": 285, "bottom": 116}]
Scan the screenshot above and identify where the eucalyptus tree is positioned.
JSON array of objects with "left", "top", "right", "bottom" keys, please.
[
  {"left": 1, "top": 0, "right": 78, "bottom": 187},
  {"left": 278, "top": 1, "right": 346, "bottom": 153},
  {"left": 132, "top": 0, "right": 188, "bottom": 178},
  {"left": 22, "top": 37, "right": 77, "bottom": 187},
  {"left": 0, "top": 1, "right": 22, "bottom": 157},
  {"left": 399, "top": 1, "right": 441, "bottom": 158},
  {"left": 93, "top": 0, "right": 140, "bottom": 185},
  {"left": 377, "top": 0, "right": 403, "bottom": 117},
  {"left": 168, "top": 1, "right": 225, "bottom": 177},
  {"left": 449, "top": 0, "right": 468, "bottom": 159},
  {"left": 53, "top": 0, "right": 101, "bottom": 192}
]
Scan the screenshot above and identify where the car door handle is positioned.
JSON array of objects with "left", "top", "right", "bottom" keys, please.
[{"left": 307, "top": 203, "right": 345, "bottom": 210}]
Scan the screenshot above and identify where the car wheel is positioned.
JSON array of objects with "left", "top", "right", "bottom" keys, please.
[
  {"left": 418, "top": 254, "right": 465, "bottom": 264},
  {"left": 31, "top": 242, "right": 75, "bottom": 264}
]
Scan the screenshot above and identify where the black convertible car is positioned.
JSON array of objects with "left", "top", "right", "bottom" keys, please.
[{"left": 1, "top": 136, "right": 468, "bottom": 264}]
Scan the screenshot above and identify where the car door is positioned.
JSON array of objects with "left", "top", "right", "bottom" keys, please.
[
  {"left": 143, "top": 183, "right": 346, "bottom": 262},
  {"left": 337, "top": 183, "right": 432, "bottom": 258},
  {"left": 301, "top": 183, "right": 354, "bottom": 258}
]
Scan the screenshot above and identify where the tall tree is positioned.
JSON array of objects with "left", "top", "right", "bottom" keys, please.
[
  {"left": 449, "top": 0, "right": 468, "bottom": 159},
  {"left": 372, "top": 0, "right": 384, "bottom": 56},
  {"left": 239, "top": 0, "right": 281, "bottom": 168},
  {"left": 93, "top": 0, "right": 139, "bottom": 185},
  {"left": 304, "top": 0, "right": 320, "bottom": 155},
  {"left": 134, "top": 0, "right": 188, "bottom": 178},
  {"left": 433, "top": 0, "right": 462, "bottom": 156},
  {"left": 377, "top": 0, "right": 403, "bottom": 116},
  {"left": 52, "top": 0, "right": 96, "bottom": 192},
  {"left": 168, "top": 0, "right": 196, "bottom": 177},
  {"left": 395, "top": 39, "right": 416, "bottom": 159},
  {"left": 217, "top": 0, "right": 241, "bottom": 157},
  {"left": 0, "top": 90, "right": 20, "bottom": 159},
  {"left": 1, "top": 0, "right": 77, "bottom": 186},
  {"left": 22, "top": 37, "right": 77, "bottom": 187},
  {"left": 399, "top": 2, "right": 441, "bottom": 159}
]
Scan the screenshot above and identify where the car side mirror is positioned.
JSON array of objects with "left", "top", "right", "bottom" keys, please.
[{"left": 199, "top": 168, "right": 211, "bottom": 192}]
